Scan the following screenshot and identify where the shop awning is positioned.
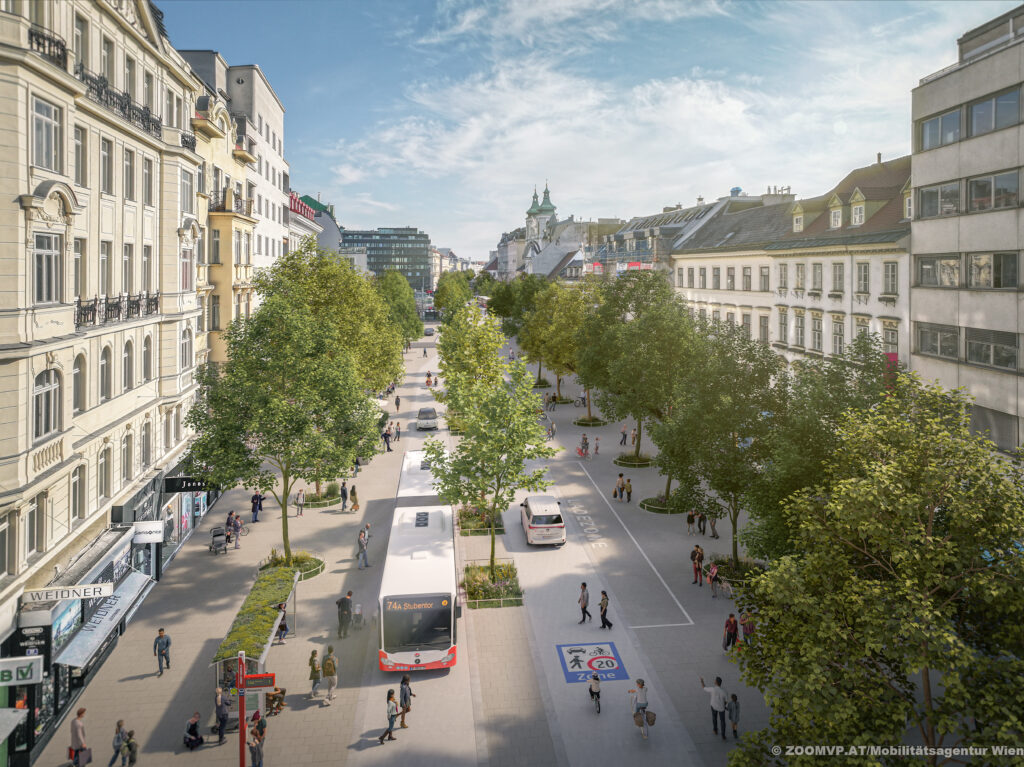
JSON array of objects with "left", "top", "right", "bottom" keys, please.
[
  {"left": 0, "top": 709, "right": 28, "bottom": 742},
  {"left": 56, "top": 571, "right": 152, "bottom": 668}
]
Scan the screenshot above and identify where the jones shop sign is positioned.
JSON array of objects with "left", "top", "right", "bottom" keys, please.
[
  {"left": 21, "top": 583, "right": 114, "bottom": 604},
  {"left": 0, "top": 656, "right": 43, "bottom": 686},
  {"left": 164, "top": 477, "right": 212, "bottom": 493}
]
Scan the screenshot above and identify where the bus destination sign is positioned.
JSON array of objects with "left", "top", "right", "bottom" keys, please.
[{"left": 384, "top": 597, "right": 446, "bottom": 612}]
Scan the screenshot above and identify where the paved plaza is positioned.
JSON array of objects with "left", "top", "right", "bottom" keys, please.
[{"left": 39, "top": 330, "right": 765, "bottom": 767}]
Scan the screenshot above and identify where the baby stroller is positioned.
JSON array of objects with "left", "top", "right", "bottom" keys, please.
[
  {"left": 352, "top": 603, "right": 364, "bottom": 631},
  {"left": 209, "top": 526, "right": 228, "bottom": 555}
]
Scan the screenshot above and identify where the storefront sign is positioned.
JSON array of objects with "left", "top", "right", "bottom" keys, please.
[
  {"left": 21, "top": 584, "right": 113, "bottom": 604},
  {"left": 0, "top": 657, "right": 43, "bottom": 687},
  {"left": 164, "top": 477, "right": 212, "bottom": 493},
  {"left": 133, "top": 520, "right": 163, "bottom": 544}
]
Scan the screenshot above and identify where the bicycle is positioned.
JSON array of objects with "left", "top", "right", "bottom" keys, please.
[
  {"left": 236, "top": 521, "right": 251, "bottom": 537},
  {"left": 576, "top": 446, "right": 591, "bottom": 461},
  {"left": 589, "top": 674, "right": 601, "bottom": 713},
  {"left": 573, "top": 395, "right": 586, "bottom": 407}
]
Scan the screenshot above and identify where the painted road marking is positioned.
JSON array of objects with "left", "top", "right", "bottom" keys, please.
[
  {"left": 577, "top": 462, "right": 695, "bottom": 626},
  {"left": 630, "top": 623, "right": 693, "bottom": 629},
  {"left": 556, "top": 642, "right": 629, "bottom": 683}
]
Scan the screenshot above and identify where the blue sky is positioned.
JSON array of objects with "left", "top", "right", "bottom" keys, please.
[{"left": 161, "top": 0, "right": 1018, "bottom": 261}]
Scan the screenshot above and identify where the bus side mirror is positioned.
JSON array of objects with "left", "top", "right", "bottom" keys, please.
[{"left": 456, "top": 603, "right": 463, "bottom": 620}]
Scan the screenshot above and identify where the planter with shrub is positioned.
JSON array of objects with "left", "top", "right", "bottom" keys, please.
[{"left": 462, "top": 561, "right": 524, "bottom": 608}]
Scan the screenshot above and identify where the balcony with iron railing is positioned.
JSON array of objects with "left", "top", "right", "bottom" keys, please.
[
  {"left": 74, "top": 63, "right": 162, "bottom": 139},
  {"left": 28, "top": 25, "right": 67, "bottom": 71},
  {"left": 179, "top": 130, "right": 197, "bottom": 152},
  {"left": 74, "top": 293, "right": 159, "bottom": 330},
  {"left": 209, "top": 188, "right": 254, "bottom": 218}
]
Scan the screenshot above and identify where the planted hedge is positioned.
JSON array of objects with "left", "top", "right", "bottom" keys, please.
[{"left": 213, "top": 566, "right": 297, "bottom": 663}]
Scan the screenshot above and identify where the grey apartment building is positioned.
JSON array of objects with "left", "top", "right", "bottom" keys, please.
[{"left": 339, "top": 227, "right": 432, "bottom": 291}]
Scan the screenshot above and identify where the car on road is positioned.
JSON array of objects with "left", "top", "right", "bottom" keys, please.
[
  {"left": 520, "top": 495, "right": 565, "bottom": 545},
  {"left": 416, "top": 407, "right": 439, "bottom": 430},
  {"left": 425, "top": 328, "right": 435, "bottom": 336}
]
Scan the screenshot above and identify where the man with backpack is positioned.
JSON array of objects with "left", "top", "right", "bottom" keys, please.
[
  {"left": 322, "top": 646, "right": 339, "bottom": 704},
  {"left": 336, "top": 591, "right": 353, "bottom": 639}
]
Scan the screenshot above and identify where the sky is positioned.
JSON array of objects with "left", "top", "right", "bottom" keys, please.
[{"left": 160, "top": 0, "right": 1019, "bottom": 261}]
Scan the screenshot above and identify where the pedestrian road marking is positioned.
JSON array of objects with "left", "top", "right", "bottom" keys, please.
[{"left": 556, "top": 642, "right": 628, "bottom": 684}]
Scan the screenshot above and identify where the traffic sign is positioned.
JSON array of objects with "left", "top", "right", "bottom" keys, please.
[
  {"left": 556, "top": 642, "right": 628, "bottom": 683},
  {"left": 244, "top": 673, "right": 275, "bottom": 689}
]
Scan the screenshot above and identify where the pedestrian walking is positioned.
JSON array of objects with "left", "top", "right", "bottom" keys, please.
[
  {"left": 121, "top": 731, "right": 138, "bottom": 766},
  {"left": 275, "top": 603, "right": 288, "bottom": 644},
  {"left": 153, "top": 628, "right": 171, "bottom": 676},
  {"left": 247, "top": 729, "right": 264, "bottom": 767},
  {"left": 543, "top": 392, "right": 549, "bottom": 409},
  {"left": 727, "top": 694, "right": 740, "bottom": 739},
  {"left": 308, "top": 651, "right": 322, "bottom": 698},
  {"left": 700, "top": 676, "right": 728, "bottom": 741},
  {"left": 686, "top": 509, "right": 695, "bottom": 535},
  {"left": 382, "top": 428, "right": 393, "bottom": 452},
  {"left": 599, "top": 590, "right": 613, "bottom": 629},
  {"left": 548, "top": 420, "right": 557, "bottom": 440},
  {"left": 336, "top": 591, "right": 353, "bottom": 638},
  {"left": 296, "top": 488, "right": 305, "bottom": 517},
  {"left": 215, "top": 687, "right": 229, "bottom": 744},
  {"left": 395, "top": 395, "right": 401, "bottom": 413},
  {"left": 578, "top": 582, "right": 592, "bottom": 624},
  {"left": 340, "top": 481, "right": 349, "bottom": 512},
  {"left": 423, "top": 347, "right": 428, "bottom": 357},
  {"left": 70, "top": 707, "right": 87, "bottom": 766},
  {"left": 580, "top": 433, "right": 589, "bottom": 454},
  {"left": 350, "top": 485, "right": 360, "bottom": 512},
  {"left": 250, "top": 491, "right": 265, "bottom": 523},
  {"left": 107, "top": 719, "right": 127, "bottom": 767},
  {"left": 709, "top": 514, "right": 720, "bottom": 538},
  {"left": 690, "top": 545, "right": 704, "bottom": 586},
  {"left": 620, "top": 424, "right": 628, "bottom": 445},
  {"left": 709, "top": 562, "right": 720, "bottom": 598},
  {"left": 723, "top": 613, "right": 738, "bottom": 651},
  {"left": 614, "top": 473, "right": 625, "bottom": 502},
  {"left": 183, "top": 711, "right": 204, "bottom": 750},
  {"left": 697, "top": 511, "right": 707, "bottom": 535},
  {"left": 399, "top": 674, "right": 416, "bottom": 728},
  {"left": 625, "top": 478, "right": 632, "bottom": 503},
  {"left": 630, "top": 427, "right": 637, "bottom": 445},
  {"left": 740, "top": 612, "right": 755, "bottom": 643},
  {"left": 594, "top": 436, "right": 600, "bottom": 456},
  {"left": 394, "top": 422, "right": 400, "bottom": 442},
  {"left": 231, "top": 513, "right": 242, "bottom": 549},
  {"left": 357, "top": 525, "right": 372, "bottom": 569},
  {"left": 378, "top": 690, "right": 399, "bottom": 744},
  {"left": 628, "top": 680, "right": 650, "bottom": 739},
  {"left": 251, "top": 711, "right": 266, "bottom": 742},
  {"left": 322, "top": 646, "right": 339, "bottom": 704}
]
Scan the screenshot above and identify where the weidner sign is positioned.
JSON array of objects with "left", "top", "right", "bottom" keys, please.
[{"left": 21, "top": 583, "right": 114, "bottom": 604}]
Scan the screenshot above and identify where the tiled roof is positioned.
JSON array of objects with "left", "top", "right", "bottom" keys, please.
[
  {"left": 674, "top": 200, "right": 794, "bottom": 253},
  {"left": 483, "top": 257, "right": 498, "bottom": 272},
  {"left": 764, "top": 228, "right": 908, "bottom": 250}
]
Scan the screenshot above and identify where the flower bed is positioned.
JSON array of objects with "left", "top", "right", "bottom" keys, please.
[
  {"left": 708, "top": 554, "right": 766, "bottom": 583},
  {"left": 213, "top": 566, "right": 298, "bottom": 663},
  {"left": 639, "top": 496, "right": 680, "bottom": 513},
  {"left": 572, "top": 416, "right": 608, "bottom": 427},
  {"left": 260, "top": 549, "right": 325, "bottom": 581},
  {"left": 532, "top": 377, "right": 552, "bottom": 389},
  {"left": 463, "top": 561, "right": 524, "bottom": 608},
  {"left": 457, "top": 505, "right": 505, "bottom": 536},
  {"left": 614, "top": 452, "right": 654, "bottom": 468}
]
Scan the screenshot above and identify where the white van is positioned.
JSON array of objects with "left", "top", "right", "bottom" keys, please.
[
  {"left": 416, "top": 407, "right": 439, "bottom": 430},
  {"left": 520, "top": 495, "right": 565, "bottom": 546}
]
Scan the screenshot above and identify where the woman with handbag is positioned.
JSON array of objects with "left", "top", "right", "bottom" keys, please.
[
  {"left": 378, "top": 689, "right": 399, "bottom": 744},
  {"left": 399, "top": 675, "right": 416, "bottom": 728},
  {"left": 628, "top": 679, "right": 651, "bottom": 739},
  {"left": 350, "top": 485, "right": 359, "bottom": 512}
]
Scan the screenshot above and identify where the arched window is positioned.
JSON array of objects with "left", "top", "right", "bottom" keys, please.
[
  {"left": 164, "top": 410, "right": 173, "bottom": 450},
  {"left": 143, "top": 336, "right": 152, "bottom": 381},
  {"left": 121, "top": 434, "right": 133, "bottom": 483},
  {"left": 122, "top": 340, "right": 134, "bottom": 390},
  {"left": 99, "top": 346, "right": 112, "bottom": 401},
  {"left": 33, "top": 369, "right": 61, "bottom": 440},
  {"left": 70, "top": 464, "right": 85, "bottom": 520},
  {"left": 180, "top": 328, "right": 193, "bottom": 370},
  {"left": 73, "top": 354, "right": 86, "bottom": 414},
  {"left": 141, "top": 421, "right": 151, "bottom": 467},
  {"left": 174, "top": 405, "right": 182, "bottom": 443},
  {"left": 98, "top": 446, "right": 111, "bottom": 499}
]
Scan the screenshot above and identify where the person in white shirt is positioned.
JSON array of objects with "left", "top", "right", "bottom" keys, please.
[
  {"left": 628, "top": 679, "right": 650, "bottom": 738},
  {"left": 700, "top": 675, "right": 729, "bottom": 740},
  {"left": 588, "top": 673, "right": 601, "bottom": 704}
]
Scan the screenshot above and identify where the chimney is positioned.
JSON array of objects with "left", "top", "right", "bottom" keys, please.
[
  {"left": 317, "top": 192, "right": 321, "bottom": 202},
  {"left": 697, "top": 196, "right": 704, "bottom": 205},
  {"left": 876, "top": 152, "right": 882, "bottom": 164}
]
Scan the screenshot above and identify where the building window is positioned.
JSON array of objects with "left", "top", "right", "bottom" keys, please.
[
  {"left": 851, "top": 204, "right": 864, "bottom": 225},
  {"left": 244, "top": 233, "right": 251, "bottom": 264},
  {"left": 33, "top": 233, "right": 61, "bottom": 304},
  {"left": 758, "top": 266, "right": 769, "bottom": 292},
  {"left": 967, "top": 252, "right": 1017, "bottom": 289},
  {"left": 794, "top": 313, "right": 805, "bottom": 347},
  {"left": 856, "top": 318, "right": 870, "bottom": 337},
  {"left": 811, "top": 263, "right": 823, "bottom": 291},
  {"left": 211, "top": 230, "right": 220, "bottom": 263},
  {"left": 121, "top": 149, "right": 135, "bottom": 201},
  {"left": 905, "top": 195, "right": 913, "bottom": 219},
  {"left": 726, "top": 311, "right": 735, "bottom": 325},
  {"left": 98, "top": 447, "right": 111, "bottom": 499},
  {"left": 180, "top": 170, "right": 194, "bottom": 214},
  {"left": 141, "top": 422, "right": 151, "bottom": 467},
  {"left": 99, "top": 346, "right": 112, "bottom": 401},
  {"left": 741, "top": 313, "right": 751, "bottom": 338},
  {"left": 920, "top": 108, "right": 960, "bottom": 150},
  {"left": 234, "top": 231, "right": 241, "bottom": 264},
  {"left": 122, "top": 244, "right": 133, "bottom": 293},
  {"left": 142, "top": 245, "right": 151, "bottom": 292},
  {"left": 163, "top": 411, "right": 173, "bottom": 450},
  {"left": 73, "top": 354, "right": 85, "bottom": 414},
  {"left": 121, "top": 434, "right": 133, "bottom": 483},
  {"left": 687, "top": 267, "right": 694, "bottom": 288},
  {"left": 71, "top": 465, "right": 85, "bottom": 520},
  {"left": 143, "top": 72, "right": 153, "bottom": 110},
  {"left": 712, "top": 267, "right": 720, "bottom": 290},
  {"left": 122, "top": 341, "right": 133, "bottom": 390},
  {"left": 883, "top": 262, "right": 898, "bottom": 295},
  {"left": 698, "top": 267, "right": 706, "bottom": 289},
  {"left": 795, "top": 263, "right": 805, "bottom": 290},
  {"left": 883, "top": 326, "right": 898, "bottom": 356},
  {"left": 197, "top": 295, "right": 206, "bottom": 333},
  {"left": 74, "top": 125, "right": 87, "bottom": 186},
  {"left": 778, "top": 264, "right": 788, "bottom": 289},
  {"left": 726, "top": 268, "right": 735, "bottom": 290},
  {"left": 792, "top": 214, "right": 803, "bottom": 233},
  {"left": 33, "top": 369, "right": 61, "bottom": 440},
  {"left": 831, "top": 262, "right": 844, "bottom": 293},
  {"left": 100, "top": 36, "right": 114, "bottom": 80},
  {"left": 742, "top": 267, "right": 751, "bottom": 291},
  {"left": 966, "top": 328, "right": 1017, "bottom": 370},
  {"left": 919, "top": 182, "right": 960, "bottom": 218},
  {"left": 778, "top": 311, "right": 787, "bottom": 343},
  {"left": 24, "top": 497, "right": 38, "bottom": 558},
  {"left": 811, "top": 316, "right": 823, "bottom": 352},
  {"left": 99, "top": 241, "right": 112, "bottom": 295},
  {"left": 969, "top": 89, "right": 1020, "bottom": 137},
  {"left": 829, "top": 209, "right": 841, "bottom": 228},
  {"left": 916, "top": 322, "right": 959, "bottom": 360},
  {"left": 124, "top": 56, "right": 135, "bottom": 99},
  {"left": 32, "top": 98, "right": 61, "bottom": 172},
  {"left": 142, "top": 336, "right": 152, "bottom": 381},
  {"left": 832, "top": 319, "right": 844, "bottom": 355},
  {"left": 967, "top": 170, "right": 1019, "bottom": 212},
  {"left": 196, "top": 227, "right": 205, "bottom": 266},
  {"left": 174, "top": 406, "right": 182, "bottom": 443},
  {"left": 100, "top": 138, "right": 113, "bottom": 193},
  {"left": 180, "top": 249, "right": 193, "bottom": 291},
  {"left": 73, "top": 14, "right": 88, "bottom": 68},
  {"left": 142, "top": 158, "right": 153, "bottom": 205},
  {"left": 180, "top": 328, "right": 193, "bottom": 370},
  {"left": 210, "top": 295, "right": 220, "bottom": 330},
  {"left": 917, "top": 254, "right": 960, "bottom": 287},
  {"left": 856, "top": 262, "right": 870, "bottom": 294}
]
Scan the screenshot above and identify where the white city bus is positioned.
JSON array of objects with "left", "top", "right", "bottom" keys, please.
[{"left": 378, "top": 450, "right": 459, "bottom": 671}]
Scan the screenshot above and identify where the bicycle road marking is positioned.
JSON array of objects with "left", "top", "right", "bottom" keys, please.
[
  {"left": 556, "top": 641, "right": 629, "bottom": 683},
  {"left": 577, "top": 461, "right": 695, "bottom": 627}
]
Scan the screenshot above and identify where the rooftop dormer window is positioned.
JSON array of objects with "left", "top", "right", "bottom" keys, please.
[
  {"left": 793, "top": 214, "right": 803, "bottom": 233},
  {"left": 851, "top": 204, "right": 864, "bottom": 226},
  {"left": 830, "top": 209, "right": 841, "bottom": 228}
]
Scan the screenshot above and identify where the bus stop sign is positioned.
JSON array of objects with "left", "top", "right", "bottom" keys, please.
[{"left": 244, "top": 673, "right": 275, "bottom": 689}]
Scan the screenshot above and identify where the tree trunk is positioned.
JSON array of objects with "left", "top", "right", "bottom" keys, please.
[
  {"left": 556, "top": 375, "right": 562, "bottom": 398},
  {"left": 315, "top": 480, "right": 321, "bottom": 496},
  {"left": 634, "top": 421, "right": 643, "bottom": 458},
  {"left": 536, "top": 360, "right": 543, "bottom": 384},
  {"left": 279, "top": 471, "right": 292, "bottom": 566},
  {"left": 664, "top": 472, "right": 672, "bottom": 500},
  {"left": 729, "top": 496, "right": 739, "bottom": 565},
  {"left": 585, "top": 388, "right": 593, "bottom": 420},
  {"left": 489, "top": 505, "right": 497, "bottom": 582},
  {"left": 921, "top": 664, "right": 936, "bottom": 766}
]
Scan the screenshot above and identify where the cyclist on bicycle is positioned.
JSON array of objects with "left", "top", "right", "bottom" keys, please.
[{"left": 588, "top": 673, "right": 601, "bottom": 703}]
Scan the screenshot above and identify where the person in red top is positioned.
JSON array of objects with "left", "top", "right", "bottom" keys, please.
[{"left": 723, "top": 613, "right": 739, "bottom": 652}]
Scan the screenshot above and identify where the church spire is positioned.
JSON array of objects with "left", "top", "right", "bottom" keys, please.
[
  {"left": 526, "top": 186, "right": 541, "bottom": 216},
  {"left": 537, "top": 182, "right": 556, "bottom": 215}
]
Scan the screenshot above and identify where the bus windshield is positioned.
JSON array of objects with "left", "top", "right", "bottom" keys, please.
[{"left": 382, "top": 594, "right": 452, "bottom": 653}]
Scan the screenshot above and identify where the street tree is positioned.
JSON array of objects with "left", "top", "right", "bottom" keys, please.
[
  {"left": 434, "top": 304, "right": 507, "bottom": 413},
  {"left": 654, "top": 319, "right": 785, "bottom": 563},
  {"left": 184, "top": 296, "right": 381, "bottom": 565},
  {"left": 473, "top": 270, "right": 497, "bottom": 297},
  {"left": 518, "top": 282, "right": 558, "bottom": 387},
  {"left": 488, "top": 274, "right": 547, "bottom": 336},
  {"left": 731, "top": 375, "right": 1024, "bottom": 766},
  {"left": 254, "top": 240, "right": 402, "bottom": 391},
  {"left": 424, "top": 359, "right": 555, "bottom": 580},
  {"left": 375, "top": 269, "right": 423, "bottom": 345},
  {"left": 433, "top": 271, "right": 473, "bottom": 321}
]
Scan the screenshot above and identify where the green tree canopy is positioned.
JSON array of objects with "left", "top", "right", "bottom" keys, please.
[
  {"left": 254, "top": 240, "right": 402, "bottom": 391},
  {"left": 184, "top": 295, "right": 381, "bottom": 563},
  {"left": 434, "top": 271, "right": 474, "bottom": 321},
  {"left": 434, "top": 304, "right": 508, "bottom": 425},
  {"left": 376, "top": 269, "right": 424, "bottom": 345},
  {"left": 488, "top": 274, "right": 547, "bottom": 336},
  {"left": 731, "top": 375, "right": 1024, "bottom": 766},
  {"left": 472, "top": 270, "right": 497, "bottom": 297}
]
